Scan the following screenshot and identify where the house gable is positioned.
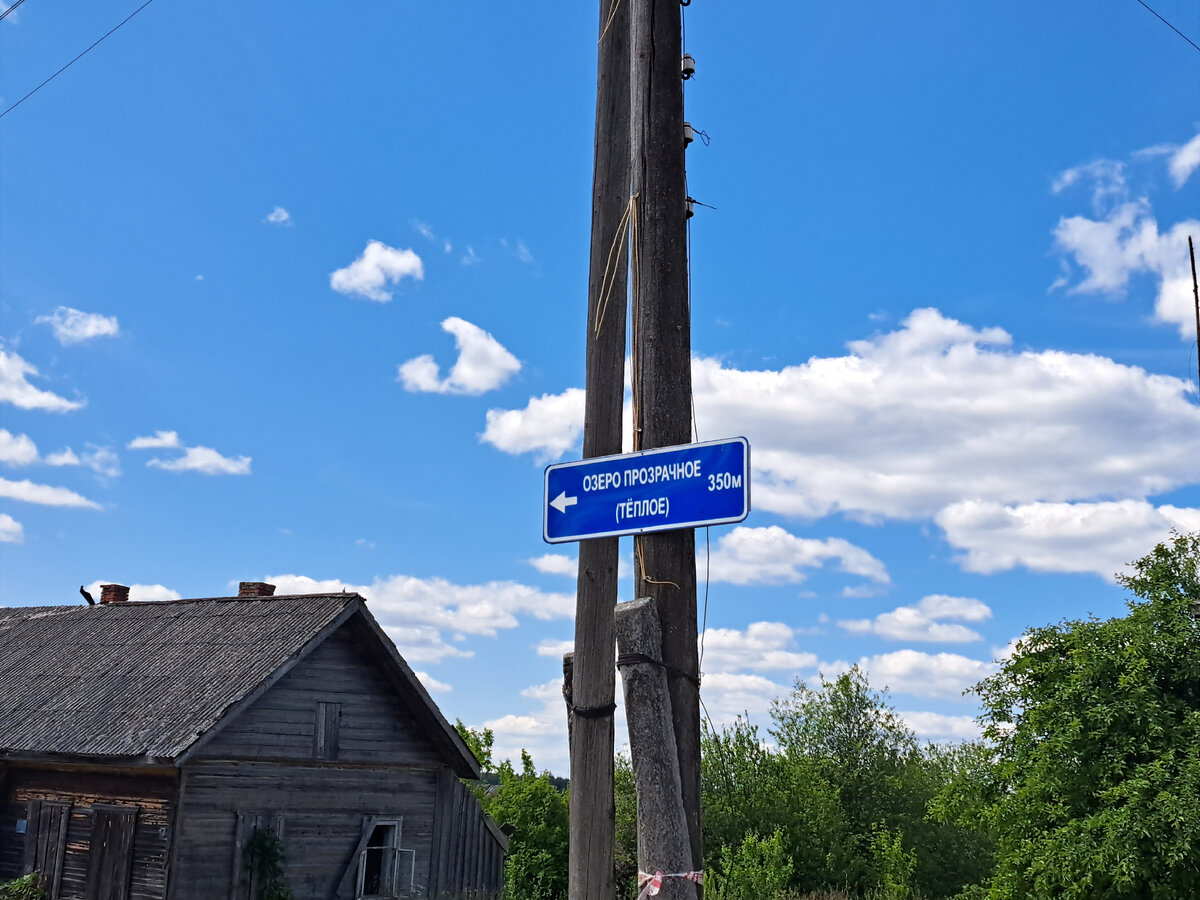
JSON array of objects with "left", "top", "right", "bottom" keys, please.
[{"left": 192, "top": 616, "right": 448, "bottom": 767}]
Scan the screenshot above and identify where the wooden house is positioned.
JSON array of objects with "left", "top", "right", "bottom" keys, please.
[{"left": 0, "top": 583, "right": 508, "bottom": 900}]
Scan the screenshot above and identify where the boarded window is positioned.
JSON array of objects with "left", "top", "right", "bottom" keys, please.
[
  {"left": 86, "top": 805, "right": 137, "bottom": 900},
  {"left": 22, "top": 799, "right": 70, "bottom": 899},
  {"left": 315, "top": 701, "right": 342, "bottom": 760}
]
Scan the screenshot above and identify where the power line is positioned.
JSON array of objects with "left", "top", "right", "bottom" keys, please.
[
  {"left": 0, "top": 0, "right": 29, "bottom": 24},
  {"left": 1134, "top": 0, "right": 1200, "bottom": 55},
  {"left": 0, "top": 0, "right": 158, "bottom": 120}
]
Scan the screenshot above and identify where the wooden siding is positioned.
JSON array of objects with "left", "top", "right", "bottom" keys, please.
[
  {"left": 172, "top": 760, "right": 440, "bottom": 900},
  {"left": 0, "top": 767, "right": 175, "bottom": 900},
  {"left": 193, "top": 623, "right": 445, "bottom": 768},
  {"left": 428, "top": 767, "right": 506, "bottom": 899}
]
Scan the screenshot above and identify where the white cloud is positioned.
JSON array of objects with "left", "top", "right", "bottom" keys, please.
[
  {"left": 1051, "top": 159, "right": 1127, "bottom": 212},
  {"left": 36, "top": 307, "right": 119, "bottom": 346},
  {"left": 44, "top": 448, "right": 79, "bottom": 467},
  {"left": 0, "top": 429, "right": 38, "bottom": 466},
  {"left": 0, "top": 349, "right": 83, "bottom": 412},
  {"left": 483, "top": 388, "right": 585, "bottom": 462},
  {"left": 0, "top": 477, "right": 99, "bottom": 508},
  {"left": 461, "top": 246, "right": 481, "bottom": 266},
  {"left": 147, "top": 446, "right": 251, "bottom": 476},
  {"left": 482, "top": 678, "right": 573, "bottom": 771},
  {"left": 487, "top": 309, "right": 1200, "bottom": 521},
  {"left": 267, "top": 572, "right": 573, "bottom": 657},
  {"left": 516, "top": 241, "right": 534, "bottom": 264},
  {"left": 415, "top": 671, "right": 452, "bottom": 693},
  {"left": 83, "top": 581, "right": 181, "bottom": 602},
  {"left": 398, "top": 317, "right": 521, "bottom": 395},
  {"left": 264, "top": 206, "right": 292, "bottom": 225},
  {"left": 330, "top": 240, "right": 423, "bottom": 301},
  {"left": 857, "top": 650, "right": 997, "bottom": 699},
  {"left": 838, "top": 595, "right": 991, "bottom": 643},
  {"left": 530, "top": 553, "right": 575, "bottom": 576},
  {"left": 536, "top": 638, "right": 575, "bottom": 658},
  {"left": 128, "top": 430, "right": 180, "bottom": 449},
  {"left": 696, "top": 672, "right": 786, "bottom": 721},
  {"left": 897, "top": 710, "right": 981, "bottom": 741},
  {"left": 0, "top": 514, "right": 23, "bottom": 544},
  {"left": 937, "top": 499, "right": 1200, "bottom": 581},
  {"left": 700, "top": 621, "right": 819, "bottom": 674},
  {"left": 1051, "top": 151, "right": 1200, "bottom": 338},
  {"left": 707, "top": 525, "right": 889, "bottom": 585},
  {"left": 1168, "top": 133, "right": 1200, "bottom": 187}
]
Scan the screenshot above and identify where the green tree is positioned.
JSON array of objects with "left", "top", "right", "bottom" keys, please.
[{"left": 970, "top": 532, "right": 1200, "bottom": 899}]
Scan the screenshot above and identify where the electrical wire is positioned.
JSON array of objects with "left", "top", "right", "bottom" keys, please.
[
  {"left": 0, "top": 0, "right": 29, "bottom": 24},
  {"left": 1134, "top": 0, "right": 1200, "bottom": 54},
  {"left": 0, "top": 0, "right": 158, "bottom": 120}
]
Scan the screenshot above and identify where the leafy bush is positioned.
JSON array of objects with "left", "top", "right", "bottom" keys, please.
[{"left": 0, "top": 874, "right": 45, "bottom": 900}]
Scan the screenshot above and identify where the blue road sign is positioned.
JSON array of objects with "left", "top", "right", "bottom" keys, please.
[{"left": 543, "top": 437, "right": 750, "bottom": 544}]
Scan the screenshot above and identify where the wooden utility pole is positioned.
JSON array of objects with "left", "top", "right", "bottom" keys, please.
[
  {"left": 615, "top": 598, "right": 699, "bottom": 900},
  {"left": 567, "top": 2, "right": 630, "bottom": 900},
  {"left": 629, "top": 0, "right": 702, "bottom": 877}
]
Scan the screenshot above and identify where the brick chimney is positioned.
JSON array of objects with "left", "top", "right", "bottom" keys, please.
[
  {"left": 238, "top": 582, "right": 276, "bottom": 598},
  {"left": 100, "top": 584, "right": 130, "bottom": 604}
]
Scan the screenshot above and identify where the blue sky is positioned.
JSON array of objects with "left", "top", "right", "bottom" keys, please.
[{"left": 4, "top": 1, "right": 1200, "bottom": 772}]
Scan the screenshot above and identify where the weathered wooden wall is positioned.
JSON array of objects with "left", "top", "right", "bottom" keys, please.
[
  {"left": 171, "top": 760, "right": 438, "bottom": 900},
  {"left": 193, "top": 623, "right": 445, "bottom": 768},
  {"left": 428, "top": 767, "right": 507, "bottom": 899},
  {"left": 0, "top": 766, "right": 176, "bottom": 900}
]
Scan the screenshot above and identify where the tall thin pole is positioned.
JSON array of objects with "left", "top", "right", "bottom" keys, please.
[
  {"left": 568, "top": 2, "right": 630, "bottom": 899},
  {"left": 1190, "top": 236, "right": 1199, "bottom": 394},
  {"left": 629, "top": 0, "right": 702, "bottom": 876}
]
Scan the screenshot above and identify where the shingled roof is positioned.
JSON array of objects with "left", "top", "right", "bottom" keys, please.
[{"left": 0, "top": 593, "right": 479, "bottom": 776}]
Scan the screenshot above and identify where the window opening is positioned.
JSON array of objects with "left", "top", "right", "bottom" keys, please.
[{"left": 354, "top": 818, "right": 414, "bottom": 899}]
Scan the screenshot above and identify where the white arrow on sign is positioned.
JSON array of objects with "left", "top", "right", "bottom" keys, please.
[{"left": 549, "top": 491, "right": 578, "bottom": 514}]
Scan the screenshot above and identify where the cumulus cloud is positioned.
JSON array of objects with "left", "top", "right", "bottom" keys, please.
[
  {"left": 483, "top": 388, "right": 586, "bottom": 462},
  {"left": 707, "top": 525, "right": 889, "bottom": 585},
  {"left": 36, "top": 307, "right": 119, "bottom": 345},
  {"left": 937, "top": 499, "right": 1200, "bottom": 580},
  {"left": 147, "top": 446, "right": 251, "bottom": 476},
  {"left": 529, "top": 553, "right": 575, "bottom": 576},
  {"left": 516, "top": 241, "right": 534, "bottom": 264},
  {"left": 838, "top": 595, "right": 992, "bottom": 643},
  {"left": 0, "top": 513, "right": 23, "bottom": 544},
  {"left": 330, "top": 240, "right": 423, "bottom": 301},
  {"left": 1051, "top": 146, "right": 1200, "bottom": 338},
  {"left": 415, "top": 671, "right": 452, "bottom": 693},
  {"left": 83, "top": 580, "right": 181, "bottom": 602},
  {"left": 485, "top": 309, "right": 1200, "bottom": 521},
  {"left": 264, "top": 206, "right": 292, "bottom": 225},
  {"left": 0, "top": 349, "right": 83, "bottom": 412},
  {"left": 700, "top": 621, "right": 819, "bottom": 675},
  {"left": 130, "top": 432, "right": 249, "bottom": 475},
  {"left": 896, "top": 710, "right": 981, "bottom": 741},
  {"left": 536, "top": 638, "right": 574, "bottom": 658},
  {"left": 0, "top": 477, "right": 99, "bottom": 508},
  {"left": 44, "top": 448, "right": 79, "bottom": 466},
  {"left": 128, "top": 431, "right": 180, "bottom": 449},
  {"left": 858, "top": 649, "right": 997, "bottom": 699},
  {"left": 266, "top": 572, "right": 572, "bottom": 662},
  {"left": 0, "top": 430, "right": 38, "bottom": 466},
  {"left": 482, "top": 678, "right": 572, "bottom": 771},
  {"left": 1167, "top": 133, "right": 1200, "bottom": 187},
  {"left": 399, "top": 317, "right": 521, "bottom": 395}
]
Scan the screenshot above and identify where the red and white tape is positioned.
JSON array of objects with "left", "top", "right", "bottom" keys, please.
[{"left": 636, "top": 870, "right": 704, "bottom": 900}]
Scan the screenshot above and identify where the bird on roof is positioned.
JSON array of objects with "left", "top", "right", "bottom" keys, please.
[{"left": 79, "top": 585, "right": 95, "bottom": 605}]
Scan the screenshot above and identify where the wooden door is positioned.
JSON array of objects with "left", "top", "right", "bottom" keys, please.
[
  {"left": 86, "top": 805, "right": 137, "bottom": 900},
  {"left": 21, "top": 799, "right": 70, "bottom": 898}
]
